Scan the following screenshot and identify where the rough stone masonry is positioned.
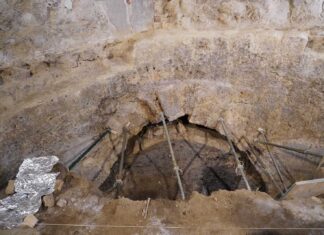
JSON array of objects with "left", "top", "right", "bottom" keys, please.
[{"left": 0, "top": 0, "right": 323, "bottom": 188}]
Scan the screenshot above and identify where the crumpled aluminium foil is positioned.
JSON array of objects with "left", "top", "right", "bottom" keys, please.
[{"left": 0, "top": 156, "right": 59, "bottom": 229}]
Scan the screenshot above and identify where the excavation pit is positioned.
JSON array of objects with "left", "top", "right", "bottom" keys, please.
[
  {"left": 1, "top": 0, "right": 324, "bottom": 232},
  {"left": 100, "top": 122, "right": 266, "bottom": 200}
]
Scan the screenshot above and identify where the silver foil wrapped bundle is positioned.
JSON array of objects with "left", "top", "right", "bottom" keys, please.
[{"left": 0, "top": 156, "right": 59, "bottom": 229}]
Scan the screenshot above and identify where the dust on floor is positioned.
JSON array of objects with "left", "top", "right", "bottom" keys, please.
[{"left": 1, "top": 173, "right": 323, "bottom": 235}]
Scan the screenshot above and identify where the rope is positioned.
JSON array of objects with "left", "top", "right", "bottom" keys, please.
[
  {"left": 1, "top": 222, "right": 323, "bottom": 230},
  {"left": 34, "top": 223, "right": 324, "bottom": 230}
]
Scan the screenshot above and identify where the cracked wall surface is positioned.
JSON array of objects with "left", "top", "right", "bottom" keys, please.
[
  {"left": 0, "top": 0, "right": 324, "bottom": 187},
  {"left": 0, "top": 0, "right": 154, "bottom": 68}
]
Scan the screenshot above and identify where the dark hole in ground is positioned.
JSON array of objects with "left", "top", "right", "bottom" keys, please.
[
  {"left": 121, "top": 141, "right": 265, "bottom": 200},
  {"left": 100, "top": 120, "right": 266, "bottom": 200},
  {"left": 100, "top": 115, "right": 266, "bottom": 200}
]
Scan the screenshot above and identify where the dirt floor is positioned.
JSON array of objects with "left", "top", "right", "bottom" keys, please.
[
  {"left": 1, "top": 172, "right": 323, "bottom": 235},
  {"left": 0, "top": 125, "right": 323, "bottom": 235}
]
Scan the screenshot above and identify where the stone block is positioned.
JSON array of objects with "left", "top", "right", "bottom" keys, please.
[
  {"left": 22, "top": 214, "right": 38, "bottom": 228},
  {"left": 43, "top": 194, "right": 55, "bottom": 208},
  {"left": 55, "top": 179, "right": 64, "bottom": 192},
  {"left": 56, "top": 198, "right": 67, "bottom": 208},
  {"left": 5, "top": 180, "right": 15, "bottom": 195}
]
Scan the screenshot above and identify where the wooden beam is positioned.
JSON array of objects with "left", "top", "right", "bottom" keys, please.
[{"left": 280, "top": 178, "right": 324, "bottom": 200}]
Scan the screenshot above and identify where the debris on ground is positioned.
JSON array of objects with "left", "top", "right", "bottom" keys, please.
[
  {"left": 5, "top": 180, "right": 15, "bottom": 195},
  {"left": 56, "top": 198, "right": 67, "bottom": 208},
  {"left": 55, "top": 180, "right": 64, "bottom": 193},
  {"left": 34, "top": 181, "right": 324, "bottom": 234},
  {"left": 42, "top": 194, "right": 55, "bottom": 208},
  {"left": 0, "top": 156, "right": 59, "bottom": 229},
  {"left": 22, "top": 214, "right": 38, "bottom": 228}
]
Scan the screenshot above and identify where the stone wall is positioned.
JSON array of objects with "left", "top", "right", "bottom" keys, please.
[
  {"left": 0, "top": 0, "right": 323, "bottom": 187},
  {"left": 0, "top": 0, "right": 154, "bottom": 68}
]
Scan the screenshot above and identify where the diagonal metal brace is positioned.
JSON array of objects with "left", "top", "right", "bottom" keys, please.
[
  {"left": 257, "top": 129, "right": 288, "bottom": 192},
  {"left": 219, "top": 118, "right": 251, "bottom": 191},
  {"left": 115, "top": 125, "right": 129, "bottom": 198},
  {"left": 160, "top": 112, "right": 186, "bottom": 200}
]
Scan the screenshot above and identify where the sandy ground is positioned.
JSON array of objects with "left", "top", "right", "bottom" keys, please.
[{"left": 1, "top": 173, "right": 323, "bottom": 235}]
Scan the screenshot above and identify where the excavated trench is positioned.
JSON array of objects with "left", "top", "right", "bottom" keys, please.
[
  {"left": 1, "top": 0, "right": 324, "bottom": 233},
  {"left": 99, "top": 117, "right": 266, "bottom": 200}
]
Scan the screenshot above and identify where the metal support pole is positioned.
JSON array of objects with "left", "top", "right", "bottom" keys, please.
[
  {"left": 256, "top": 141, "right": 323, "bottom": 159},
  {"left": 160, "top": 112, "right": 186, "bottom": 200},
  {"left": 219, "top": 118, "right": 251, "bottom": 191},
  {"left": 241, "top": 136, "right": 284, "bottom": 196},
  {"left": 118, "top": 127, "right": 128, "bottom": 179},
  {"left": 115, "top": 127, "right": 128, "bottom": 198},
  {"left": 68, "top": 128, "right": 114, "bottom": 170},
  {"left": 316, "top": 156, "right": 324, "bottom": 172},
  {"left": 258, "top": 130, "right": 288, "bottom": 192},
  {"left": 313, "top": 155, "right": 324, "bottom": 179},
  {"left": 142, "top": 197, "right": 151, "bottom": 219}
]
